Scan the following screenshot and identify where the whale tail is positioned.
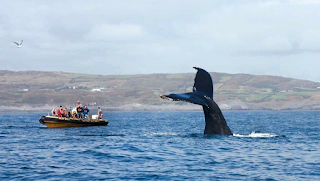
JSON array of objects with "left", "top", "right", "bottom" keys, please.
[{"left": 160, "top": 67, "right": 233, "bottom": 135}]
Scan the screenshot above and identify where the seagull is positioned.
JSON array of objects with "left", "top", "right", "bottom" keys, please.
[{"left": 13, "top": 40, "right": 23, "bottom": 48}]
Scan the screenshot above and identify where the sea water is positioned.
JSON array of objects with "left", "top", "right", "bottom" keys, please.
[{"left": 0, "top": 111, "right": 319, "bottom": 180}]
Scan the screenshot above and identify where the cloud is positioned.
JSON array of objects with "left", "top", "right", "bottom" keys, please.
[
  {"left": 289, "top": 0, "right": 320, "bottom": 4},
  {"left": 85, "top": 23, "right": 143, "bottom": 41},
  {"left": 237, "top": 49, "right": 320, "bottom": 57},
  {"left": 1, "top": 0, "right": 320, "bottom": 81}
]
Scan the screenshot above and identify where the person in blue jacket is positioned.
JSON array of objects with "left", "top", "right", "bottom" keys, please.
[{"left": 83, "top": 105, "right": 90, "bottom": 119}]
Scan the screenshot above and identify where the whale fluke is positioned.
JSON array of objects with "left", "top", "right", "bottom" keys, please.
[
  {"left": 160, "top": 67, "right": 233, "bottom": 135},
  {"left": 192, "top": 67, "right": 213, "bottom": 99}
]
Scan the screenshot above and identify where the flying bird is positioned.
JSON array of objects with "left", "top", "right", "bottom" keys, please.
[{"left": 13, "top": 40, "right": 23, "bottom": 48}]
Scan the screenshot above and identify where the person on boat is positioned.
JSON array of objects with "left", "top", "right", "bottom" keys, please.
[
  {"left": 77, "top": 106, "right": 83, "bottom": 118},
  {"left": 52, "top": 108, "right": 56, "bottom": 116},
  {"left": 62, "top": 107, "right": 67, "bottom": 117},
  {"left": 57, "top": 106, "right": 63, "bottom": 117},
  {"left": 71, "top": 108, "right": 77, "bottom": 118},
  {"left": 83, "top": 105, "right": 90, "bottom": 119},
  {"left": 98, "top": 107, "right": 103, "bottom": 119},
  {"left": 71, "top": 107, "right": 78, "bottom": 118},
  {"left": 60, "top": 107, "right": 64, "bottom": 117},
  {"left": 68, "top": 107, "right": 72, "bottom": 118},
  {"left": 77, "top": 101, "right": 82, "bottom": 108}
]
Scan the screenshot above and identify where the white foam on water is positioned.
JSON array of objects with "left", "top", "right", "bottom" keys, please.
[
  {"left": 233, "top": 131, "right": 278, "bottom": 138},
  {"left": 143, "top": 132, "right": 179, "bottom": 136}
]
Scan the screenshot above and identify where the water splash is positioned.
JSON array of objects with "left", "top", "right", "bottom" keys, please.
[{"left": 233, "top": 131, "right": 278, "bottom": 138}]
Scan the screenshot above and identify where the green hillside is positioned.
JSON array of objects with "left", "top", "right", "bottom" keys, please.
[{"left": 1, "top": 70, "right": 320, "bottom": 111}]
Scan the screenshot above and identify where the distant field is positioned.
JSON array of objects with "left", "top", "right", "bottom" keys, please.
[{"left": 1, "top": 70, "right": 320, "bottom": 111}]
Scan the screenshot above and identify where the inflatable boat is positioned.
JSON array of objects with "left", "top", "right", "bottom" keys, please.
[{"left": 39, "top": 116, "right": 108, "bottom": 128}]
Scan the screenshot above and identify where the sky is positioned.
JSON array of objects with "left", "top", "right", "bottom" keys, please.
[{"left": 1, "top": 0, "right": 320, "bottom": 81}]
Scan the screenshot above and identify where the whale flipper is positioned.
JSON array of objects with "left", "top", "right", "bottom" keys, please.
[
  {"left": 160, "top": 67, "right": 233, "bottom": 135},
  {"left": 160, "top": 92, "right": 207, "bottom": 107}
]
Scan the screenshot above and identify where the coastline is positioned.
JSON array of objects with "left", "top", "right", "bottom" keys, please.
[{"left": 1, "top": 103, "right": 320, "bottom": 113}]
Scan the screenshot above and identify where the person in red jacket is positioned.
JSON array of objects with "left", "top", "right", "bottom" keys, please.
[{"left": 57, "top": 106, "right": 63, "bottom": 117}]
